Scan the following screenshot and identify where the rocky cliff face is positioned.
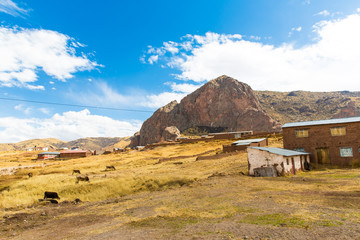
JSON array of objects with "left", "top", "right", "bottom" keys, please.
[{"left": 135, "top": 75, "right": 281, "bottom": 146}]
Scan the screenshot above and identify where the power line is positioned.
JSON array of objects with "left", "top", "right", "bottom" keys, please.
[{"left": 0, "top": 97, "right": 154, "bottom": 113}]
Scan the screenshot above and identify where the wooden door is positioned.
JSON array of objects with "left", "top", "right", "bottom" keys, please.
[
  {"left": 316, "top": 148, "right": 330, "bottom": 164},
  {"left": 291, "top": 157, "right": 296, "bottom": 175}
]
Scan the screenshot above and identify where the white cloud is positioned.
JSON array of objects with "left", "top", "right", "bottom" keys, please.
[
  {"left": 0, "top": 0, "right": 27, "bottom": 17},
  {"left": 166, "top": 82, "right": 200, "bottom": 93},
  {"left": 143, "top": 12, "right": 360, "bottom": 91},
  {"left": 14, "top": 104, "right": 31, "bottom": 115},
  {"left": 288, "top": 26, "right": 302, "bottom": 37},
  {"left": 71, "top": 81, "right": 199, "bottom": 110},
  {"left": 39, "top": 107, "right": 50, "bottom": 115},
  {"left": 0, "top": 109, "right": 142, "bottom": 143},
  {"left": 0, "top": 27, "right": 99, "bottom": 89},
  {"left": 315, "top": 10, "right": 330, "bottom": 16},
  {"left": 141, "top": 92, "right": 187, "bottom": 108}
]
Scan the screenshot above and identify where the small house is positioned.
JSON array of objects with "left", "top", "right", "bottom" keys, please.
[
  {"left": 247, "top": 147, "right": 310, "bottom": 176},
  {"left": 37, "top": 152, "right": 60, "bottom": 160},
  {"left": 208, "top": 131, "right": 253, "bottom": 140},
  {"left": 223, "top": 138, "right": 267, "bottom": 153},
  {"left": 59, "top": 150, "right": 91, "bottom": 159}
]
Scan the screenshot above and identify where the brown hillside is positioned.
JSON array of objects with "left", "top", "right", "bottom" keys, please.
[{"left": 255, "top": 90, "right": 360, "bottom": 123}]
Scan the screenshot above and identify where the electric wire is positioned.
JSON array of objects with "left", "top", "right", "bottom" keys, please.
[{"left": 0, "top": 97, "right": 154, "bottom": 113}]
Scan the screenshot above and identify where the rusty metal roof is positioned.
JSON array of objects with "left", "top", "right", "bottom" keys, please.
[
  {"left": 249, "top": 147, "right": 310, "bottom": 156},
  {"left": 282, "top": 117, "right": 360, "bottom": 128},
  {"left": 232, "top": 138, "right": 266, "bottom": 146}
]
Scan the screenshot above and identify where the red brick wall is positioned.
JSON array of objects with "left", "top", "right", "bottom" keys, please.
[{"left": 283, "top": 122, "right": 360, "bottom": 167}]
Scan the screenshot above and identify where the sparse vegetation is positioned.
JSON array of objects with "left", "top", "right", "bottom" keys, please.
[{"left": 1, "top": 136, "right": 360, "bottom": 239}]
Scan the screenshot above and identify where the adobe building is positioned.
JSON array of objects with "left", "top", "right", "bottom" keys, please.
[
  {"left": 282, "top": 117, "right": 360, "bottom": 167},
  {"left": 37, "top": 152, "right": 60, "bottom": 160},
  {"left": 59, "top": 150, "right": 91, "bottom": 159},
  {"left": 208, "top": 131, "right": 253, "bottom": 140},
  {"left": 247, "top": 147, "right": 310, "bottom": 176},
  {"left": 223, "top": 138, "right": 267, "bottom": 153}
]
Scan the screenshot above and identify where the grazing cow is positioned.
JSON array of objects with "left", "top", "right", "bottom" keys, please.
[
  {"left": 72, "top": 169, "right": 81, "bottom": 175},
  {"left": 76, "top": 175, "right": 90, "bottom": 184},
  {"left": 105, "top": 165, "right": 116, "bottom": 171},
  {"left": 44, "top": 191, "right": 60, "bottom": 199},
  {"left": 28, "top": 172, "right": 33, "bottom": 178}
]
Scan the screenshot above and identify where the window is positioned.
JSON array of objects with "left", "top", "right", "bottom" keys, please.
[
  {"left": 295, "top": 148, "right": 305, "bottom": 152},
  {"left": 330, "top": 127, "right": 346, "bottom": 136},
  {"left": 340, "top": 147, "right": 353, "bottom": 157},
  {"left": 295, "top": 129, "right": 309, "bottom": 138},
  {"left": 286, "top": 158, "right": 289, "bottom": 165}
]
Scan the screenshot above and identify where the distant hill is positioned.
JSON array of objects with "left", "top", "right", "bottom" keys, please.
[
  {"left": 131, "top": 75, "right": 360, "bottom": 146},
  {"left": 0, "top": 137, "right": 131, "bottom": 152},
  {"left": 255, "top": 90, "right": 360, "bottom": 124},
  {"left": 131, "top": 75, "right": 280, "bottom": 146}
]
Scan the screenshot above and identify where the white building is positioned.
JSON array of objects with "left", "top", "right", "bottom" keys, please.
[{"left": 247, "top": 147, "right": 310, "bottom": 176}]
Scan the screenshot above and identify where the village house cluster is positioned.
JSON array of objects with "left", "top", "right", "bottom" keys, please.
[{"left": 221, "top": 116, "right": 360, "bottom": 177}]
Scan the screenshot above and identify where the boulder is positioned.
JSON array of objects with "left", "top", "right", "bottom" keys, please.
[{"left": 162, "top": 126, "right": 180, "bottom": 141}]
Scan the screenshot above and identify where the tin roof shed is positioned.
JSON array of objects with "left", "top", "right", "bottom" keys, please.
[{"left": 249, "top": 147, "right": 310, "bottom": 156}]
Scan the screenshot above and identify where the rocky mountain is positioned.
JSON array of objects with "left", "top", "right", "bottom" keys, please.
[
  {"left": 0, "top": 137, "right": 130, "bottom": 152},
  {"left": 255, "top": 90, "right": 360, "bottom": 123},
  {"left": 132, "top": 75, "right": 281, "bottom": 146}
]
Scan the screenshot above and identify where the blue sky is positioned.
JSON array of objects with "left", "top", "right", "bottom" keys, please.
[{"left": 0, "top": 0, "right": 360, "bottom": 143}]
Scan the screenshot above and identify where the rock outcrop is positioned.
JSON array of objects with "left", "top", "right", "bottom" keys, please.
[
  {"left": 134, "top": 75, "right": 281, "bottom": 146},
  {"left": 162, "top": 126, "right": 181, "bottom": 141}
]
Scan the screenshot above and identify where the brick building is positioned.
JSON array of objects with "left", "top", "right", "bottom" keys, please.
[{"left": 282, "top": 117, "right": 360, "bottom": 167}]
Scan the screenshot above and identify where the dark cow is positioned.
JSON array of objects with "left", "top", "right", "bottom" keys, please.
[
  {"left": 105, "top": 165, "right": 116, "bottom": 171},
  {"left": 72, "top": 169, "right": 81, "bottom": 175},
  {"left": 28, "top": 172, "right": 33, "bottom": 178},
  {"left": 44, "top": 191, "right": 60, "bottom": 199},
  {"left": 76, "top": 175, "right": 90, "bottom": 183}
]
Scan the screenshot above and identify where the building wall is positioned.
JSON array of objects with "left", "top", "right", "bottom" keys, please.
[
  {"left": 283, "top": 122, "right": 360, "bottom": 167},
  {"left": 59, "top": 152, "right": 90, "bottom": 158},
  {"left": 247, "top": 148, "right": 305, "bottom": 176}
]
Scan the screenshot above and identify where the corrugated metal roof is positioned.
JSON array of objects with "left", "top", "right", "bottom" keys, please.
[
  {"left": 232, "top": 138, "right": 266, "bottom": 146},
  {"left": 38, "top": 152, "right": 60, "bottom": 155},
  {"left": 249, "top": 147, "right": 310, "bottom": 156},
  {"left": 282, "top": 117, "right": 360, "bottom": 128}
]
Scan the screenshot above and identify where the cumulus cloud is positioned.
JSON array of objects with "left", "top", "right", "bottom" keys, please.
[
  {"left": 143, "top": 12, "right": 360, "bottom": 91},
  {"left": 0, "top": 27, "right": 99, "bottom": 89},
  {"left": 0, "top": 0, "right": 27, "bottom": 17},
  {"left": 0, "top": 109, "right": 142, "bottom": 143}
]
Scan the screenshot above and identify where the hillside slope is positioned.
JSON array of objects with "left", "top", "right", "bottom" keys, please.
[{"left": 134, "top": 75, "right": 280, "bottom": 146}]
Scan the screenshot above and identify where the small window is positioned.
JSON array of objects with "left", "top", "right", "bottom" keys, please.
[
  {"left": 286, "top": 158, "right": 289, "bottom": 165},
  {"left": 295, "top": 148, "right": 305, "bottom": 152},
  {"left": 330, "top": 127, "right": 346, "bottom": 136},
  {"left": 340, "top": 147, "right": 353, "bottom": 157},
  {"left": 295, "top": 129, "right": 309, "bottom": 138}
]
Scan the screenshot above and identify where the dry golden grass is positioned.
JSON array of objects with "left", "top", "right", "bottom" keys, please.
[
  {"left": 0, "top": 138, "right": 241, "bottom": 209},
  {"left": 2, "top": 136, "right": 360, "bottom": 239}
]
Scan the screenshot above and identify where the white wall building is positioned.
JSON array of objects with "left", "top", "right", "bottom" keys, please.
[{"left": 247, "top": 147, "right": 310, "bottom": 176}]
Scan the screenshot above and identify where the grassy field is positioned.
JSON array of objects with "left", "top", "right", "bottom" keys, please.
[{"left": 1, "top": 136, "right": 360, "bottom": 239}]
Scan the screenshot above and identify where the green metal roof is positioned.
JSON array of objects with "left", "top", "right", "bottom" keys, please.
[{"left": 249, "top": 147, "right": 309, "bottom": 156}]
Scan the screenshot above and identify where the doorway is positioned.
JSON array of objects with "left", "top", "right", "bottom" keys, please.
[{"left": 316, "top": 148, "right": 330, "bottom": 164}]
